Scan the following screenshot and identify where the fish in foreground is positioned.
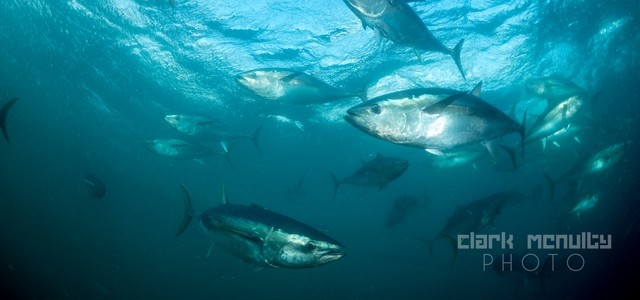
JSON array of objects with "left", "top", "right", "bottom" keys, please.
[
  {"left": 144, "top": 139, "right": 228, "bottom": 160},
  {"left": 346, "top": 82, "right": 525, "bottom": 157},
  {"left": 342, "top": 0, "right": 465, "bottom": 79},
  {"left": 82, "top": 173, "right": 106, "bottom": 198},
  {"left": 236, "top": 68, "right": 363, "bottom": 104},
  {"left": 331, "top": 153, "right": 409, "bottom": 200},
  {"left": 176, "top": 185, "right": 346, "bottom": 268},
  {"left": 0, "top": 97, "right": 18, "bottom": 144}
]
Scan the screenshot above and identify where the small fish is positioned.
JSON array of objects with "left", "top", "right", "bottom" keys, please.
[
  {"left": 569, "top": 193, "right": 599, "bottom": 217},
  {"left": 285, "top": 175, "right": 306, "bottom": 201},
  {"left": 545, "top": 141, "right": 629, "bottom": 200},
  {"left": 164, "top": 114, "right": 262, "bottom": 153},
  {"left": 236, "top": 68, "right": 363, "bottom": 104},
  {"left": 524, "top": 94, "right": 585, "bottom": 147},
  {"left": 82, "top": 173, "right": 107, "bottom": 198},
  {"left": 144, "top": 139, "right": 228, "bottom": 160},
  {"left": 385, "top": 194, "right": 421, "bottom": 227},
  {"left": 525, "top": 76, "right": 587, "bottom": 103},
  {"left": 422, "top": 190, "right": 524, "bottom": 263},
  {"left": 331, "top": 153, "right": 408, "bottom": 200}
]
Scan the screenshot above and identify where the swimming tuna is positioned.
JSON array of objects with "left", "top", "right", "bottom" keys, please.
[
  {"left": 385, "top": 194, "right": 421, "bottom": 228},
  {"left": 82, "top": 173, "right": 107, "bottom": 198},
  {"left": 423, "top": 190, "right": 524, "bottom": 263},
  {"left": 345, "top": 82, "right": 525, "bottom": 157},
  {"left": 164, "top": 114, "right": 262, "bottom": 153},
  {"left": 236, "top": 68, "right": 362, "bottom": 104},
  {"left": 177, "top": 185, "right": 346, "bottom": 269},
  {"left": 331, "top": 153, "right": 409, "bottom": 200},
  {"left": 524, "top": 94, "right": 585, "bottom": 148},
  {"left": 342, "top": 0, "right": 465, "bottom": 79},
  {"left": 144, "top": 139, "right": 228, "bottom": 160},
  {"left": 525, "top": 76, "right": 588, "bottom": 103},
  {"left": 545, "top": 141, "right": 629, "bottom": 200}
]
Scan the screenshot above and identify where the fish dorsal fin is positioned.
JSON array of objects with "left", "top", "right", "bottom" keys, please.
[
  {"left": 221, "top": 185, "right": 229, "bottom": 205},
  {"left": 422, "top": 92, "right": 467, "bottom": 114},
  {"left": 280, "top": 72, "right": 302, "bottom": 83},
  {"left": 471, "top": 81, "right": 483, "bottom": 97}
]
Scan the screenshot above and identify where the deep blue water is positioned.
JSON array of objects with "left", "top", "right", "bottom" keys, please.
[{"left": 1, "top": 0, "right": 639, "bottom": 299}]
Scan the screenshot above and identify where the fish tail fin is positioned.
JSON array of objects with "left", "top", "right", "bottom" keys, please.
[
  {"left": 330, "top": 173, "right": 340, "bottom": 201},
  {"left": 440, "top": 234, "right": 459, "bottom": 265},
  {"left": 520, "top": 110, "right": 527, "bottom": 159},
  {"left": 543, "top": 173, "right": 555, "bottom": 202},
  {"left": 0, "top": 98, "right": 18, "bottom": 144},
  {"left": 419, "top": 238, "right": 435, "bottom": 256},
  {"left": 451, "top": 39, "right": 465, "bottom": 81},
  {"left": 176, "top": 184, "right": 194, "bottom": 237},
  {"left": 250, "top": 125, "right": 263, "bottom": 155}
]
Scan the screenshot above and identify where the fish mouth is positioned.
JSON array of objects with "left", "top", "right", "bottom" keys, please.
[
  {"left": 235, "top": 74, "right": 249, "bottom": 87},
  {"left": 344, "top": 109, "right": 362, "bottom": 125},
  {"left": 319, "top": 249, "right": 347, "bottom": 263}
]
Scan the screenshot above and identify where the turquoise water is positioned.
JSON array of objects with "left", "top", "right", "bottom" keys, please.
[{"left": 1, "top": 0, "right": 638, "bottom": 299}]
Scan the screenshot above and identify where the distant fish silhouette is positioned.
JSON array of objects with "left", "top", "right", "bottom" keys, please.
[
  {"left": 285, "top": 175, "right": 306, "bottom": 201},
  {"left": 385, "top": 195, "right": 420, "bottom": 228},
  {"left": 330, "top": 153, "right": 409, "bottom": 200},
  {"left": 0, "top": 98, "right": 18, "bottom": 144},
  {"left": 83, "top": 174, "right": 106, "bottom": 198}
]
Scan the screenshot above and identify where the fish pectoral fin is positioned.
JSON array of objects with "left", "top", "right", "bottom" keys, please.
[
  {"left": 421, "top": 92, "right": 467, "bottom": 115},
  {"left": 414, "top": 49, "right": 423, "bottom": 63},
  {"left": 481, "top": 141, "right": 497, "bottom": 162},
  {"left": 221, "top": 226, "right": 263, "bottom": 243},
  {"left": 374, "top": 28, "right": 382, "bottom": 45}
]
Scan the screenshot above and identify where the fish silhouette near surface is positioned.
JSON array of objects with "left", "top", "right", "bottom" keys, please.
[
  {"left": 342, "top": 0, "right": 465, "bottom": 79},
  {"left": 236, "top": 68, "right": 363, "bottom": 104}
]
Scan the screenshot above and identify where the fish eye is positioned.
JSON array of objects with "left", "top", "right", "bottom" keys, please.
[
  {"left": 370, "top": 104, "right": 381, "bottom": 114},
  {"left": 305, "top": 242, "right": 316, "bottom": 251}
]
